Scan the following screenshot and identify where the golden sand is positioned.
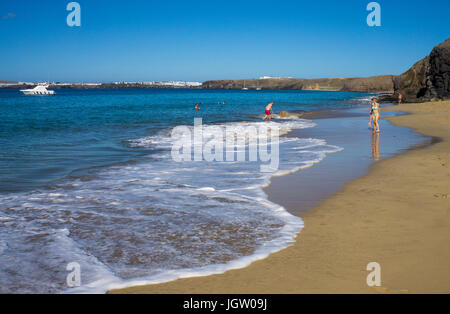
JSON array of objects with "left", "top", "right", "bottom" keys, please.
[{"left": 110, "top": 100, "right": 450, "bottom": 294}]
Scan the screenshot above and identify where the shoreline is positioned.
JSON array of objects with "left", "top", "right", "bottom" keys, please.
[
  {"left": 110, "top": 100, "right": 450, "bottom": 294},
  {"left": 265, "top": 106, "right": 427, "bottom": 217}
]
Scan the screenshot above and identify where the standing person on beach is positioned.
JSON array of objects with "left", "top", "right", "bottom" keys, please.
[
  {"left": 371, "top": 98, "right": 381, "bottom": 133},
  {"left": 368, "top": 101, "right": 374, "bottom": 129},
  {"left": 263, "top": 101, "right": 274, "bottom": 121},
  {"left": 398, "top": 92, "right": 403, "bottom": 104}
]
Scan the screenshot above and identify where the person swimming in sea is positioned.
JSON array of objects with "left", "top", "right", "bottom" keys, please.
[
  {"left": 263, "top": 101, "right": 274, "bottom": 121},
  {"left": 370, "top": 98, "right": 381, "bottom": 133}
]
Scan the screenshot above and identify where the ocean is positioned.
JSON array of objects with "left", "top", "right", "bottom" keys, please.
[{"left": 0, "top": 88, "right": 375, "bottom": 293}]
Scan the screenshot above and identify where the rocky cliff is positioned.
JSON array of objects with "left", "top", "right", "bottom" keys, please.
[
  {"left": 204, "top": 39, "right": 450, "bottom": 103},
  {"left": 202, "top": 76, "right": 395, "bottom": 93},
  {"left": 394, "top": 38, "right": 450, "bottom": 102}
]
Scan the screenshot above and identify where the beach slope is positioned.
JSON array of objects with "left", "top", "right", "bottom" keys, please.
[{"left": 110, "top": 100, "right": 450, "bottom": 294}]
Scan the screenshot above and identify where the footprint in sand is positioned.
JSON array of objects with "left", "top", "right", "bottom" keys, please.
[{"left": 436, "top": 156, "right": 449, "bottom": 168}]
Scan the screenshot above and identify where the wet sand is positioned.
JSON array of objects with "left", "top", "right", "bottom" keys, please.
[{"left": 110, "top": 100, "right": 450, "bottom": 294}]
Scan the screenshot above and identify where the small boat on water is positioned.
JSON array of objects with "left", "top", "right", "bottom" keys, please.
[{"left": 20, "top": 84, "right": 55, "bottom": 95}]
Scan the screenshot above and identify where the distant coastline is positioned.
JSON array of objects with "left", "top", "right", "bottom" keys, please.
[
  {"left": 202, "top": 76, "right": 395, "bottom": 93},
  {"left": 2, "top": 37, "right": 448, "bottom": 103},
  {"left": 0, "top": 76, "right": 394, "bottom": 93},
  {"left": 0, "top": 77, "right": 399, "bottom": 106},
  {"left": 0, "top": 81, "right": 203, "bottom": 90}
]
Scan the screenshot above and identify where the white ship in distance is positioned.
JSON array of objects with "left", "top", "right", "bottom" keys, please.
[{"left": 21, "top": 84, "right": 55, "bottom": 95}]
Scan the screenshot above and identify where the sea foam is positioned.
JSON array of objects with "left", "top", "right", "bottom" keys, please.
[{"left": 0, "top": 117, "right": 342, "bottom": 293}]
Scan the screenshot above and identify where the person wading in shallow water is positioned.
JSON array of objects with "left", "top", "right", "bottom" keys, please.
[
  {"left": 263, "top": 101, "right": 274, "bottom": 121},
  {"left": 195, "top": 103, "right": 200, "bottom": 112},
  {"left": 370, "top": 98, "right": 381, "bottom": 133}
]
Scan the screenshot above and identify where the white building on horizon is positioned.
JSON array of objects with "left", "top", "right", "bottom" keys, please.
[
  {"left": 113, "top": 81, "right": 202, "bottom": 87},
  {"left": 259, "top": 76, "right": 293, "bottom": 80}
]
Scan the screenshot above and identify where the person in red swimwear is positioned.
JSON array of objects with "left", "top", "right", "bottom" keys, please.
[{"left": 263, "top": 101, "right": 274, "bottom": 121}]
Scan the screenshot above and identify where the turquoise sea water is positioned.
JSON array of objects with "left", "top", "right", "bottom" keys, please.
[
  {"left": 0, "top": 89, "right": 371, "bottom": 192},
  {"left": 0, "top": 88, "right": 376, "bottom": 293}
]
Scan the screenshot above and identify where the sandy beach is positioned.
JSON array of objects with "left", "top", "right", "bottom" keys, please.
[{"left": 110, "top": 100, "right": 450, "bottom": 294}]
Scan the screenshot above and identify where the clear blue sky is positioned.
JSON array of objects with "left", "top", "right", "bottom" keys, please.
[{"left": 0, "top": 0, "right": 449, "bottom": 82}]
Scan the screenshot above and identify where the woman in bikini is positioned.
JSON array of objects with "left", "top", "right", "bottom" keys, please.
[{"left": 371, "top": 98, "right": 381, "bottom": 133}]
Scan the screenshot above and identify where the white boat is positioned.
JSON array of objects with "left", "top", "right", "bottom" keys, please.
[
  {"left": 20, "top": 84, "right": 55, "bottom": 95},
  {"left": 242, "top": 81, "right": 248, "bottom": 90}
]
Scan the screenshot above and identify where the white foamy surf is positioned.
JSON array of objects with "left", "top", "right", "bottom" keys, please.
[{"left": 0, "top": 117, "right": 342, "bottom": 293}]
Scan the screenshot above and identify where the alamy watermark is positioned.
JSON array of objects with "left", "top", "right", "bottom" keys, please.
[
  {"left": 367, "top": 2, "right": 381, "bottom": 27},
  {"left": 171, "top": 118, "right": 280, "bottom": 173},
  {"left": 66, "top": 262, "right": 81, "bottom": 288},
  {"left": 64, "top": 2, "right": 380, "bottom": 28},
  {"left": 366, "top": 262, "right": 382, "bottom": 287},
  {"left": 66, "top": 2, "right": 81, "bottom": 27}
]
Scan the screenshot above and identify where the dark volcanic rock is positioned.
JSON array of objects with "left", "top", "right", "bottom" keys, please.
[
  {"left": 377, "top": 94, "right": 398, "bottom": 104},
  {"left": 393, "top": 57, "right": 429, "bottom": 101},
  {"left": 427, "top": 39, "right": 450, "bottom": 99},
  {"left": 394, "top": 38, "right": 450, "bottom": 102}
]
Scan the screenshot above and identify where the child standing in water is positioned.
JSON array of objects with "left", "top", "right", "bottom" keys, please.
[{"left": 263, "top": 101, "right": 274, "bottom": 121}]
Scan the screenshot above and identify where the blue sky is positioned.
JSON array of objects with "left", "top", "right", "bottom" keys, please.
[{"left": 0, "top": 0, "right": 449, "bottom": 82}]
